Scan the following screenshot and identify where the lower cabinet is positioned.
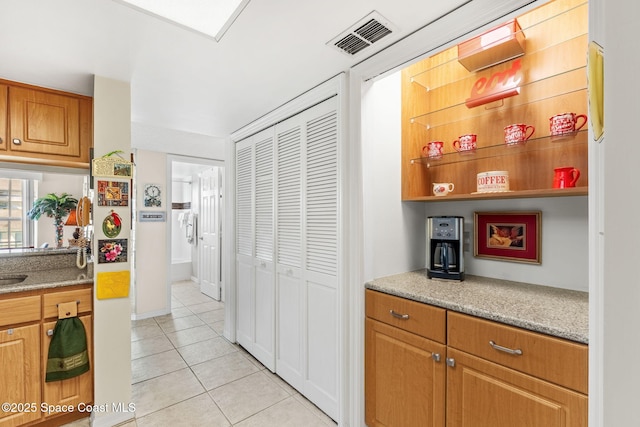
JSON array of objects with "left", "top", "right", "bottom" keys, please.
[
  {"left": 364, "top": 290, "right": 588, "bottom": 427},
  {"left": 0, "top": 285, "right": 93, "bottom": 427},
  {"left": 365, "top": 318, "right": 446, "bottom": 427},
  {"left": 0, "top": 324, "right": 41, "bottom": 427}
]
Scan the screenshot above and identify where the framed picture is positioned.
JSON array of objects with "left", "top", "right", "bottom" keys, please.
[
  {"left": 474, "top": 211, "right": 541, "bottom": 264},
  {"left": 97, "top": 180, "right": 129, "bottom": 207},
  {"left": 97, "top": 239, "right": 128, "bottom": 264},
  {"left": 92, "top": 157, "right": 133, "bottom": 178},
  {"left": 143, "top": 183, "right": 162, "bottom": 207}
]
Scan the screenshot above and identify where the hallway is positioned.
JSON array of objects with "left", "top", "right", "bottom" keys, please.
[{"left": 64, "top": 280, "right": 336, "bottom": 427}]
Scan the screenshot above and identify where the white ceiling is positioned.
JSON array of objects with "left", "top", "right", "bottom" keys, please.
[{"left": 0, "top": 0, "right": 467, "bottom": 139}]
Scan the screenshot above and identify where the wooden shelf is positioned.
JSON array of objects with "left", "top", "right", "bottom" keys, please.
[
  {"left": 404, "top": 187, "right": 587, "bottom": 202},
  {"left": 401, "top": 0, "right": 589, "bottom": 202}
]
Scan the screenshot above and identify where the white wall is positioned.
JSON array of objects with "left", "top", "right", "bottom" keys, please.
[
  {"left": 600, "top": 0, "right": 640, "bottom": 425},
  {"left": 134, "top": 149, "right": 170, "bottom": 317},
  {"left": 361, "top": 70, "right": 589, "bottom": 292},
  {"left": 132, "top": 122, "right": 225, "bottom": 160},
  {"left": 92, "top": 76, "right": 133, "bottom": 427}
]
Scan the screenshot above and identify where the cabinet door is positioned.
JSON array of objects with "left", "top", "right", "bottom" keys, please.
[
  {"left": 8, "top": 86, "right": 84, "bottom": 159},
  {"left": 446, "top": 348, "right": 587, "bottom": 427},
  {"left": 0, "top": 84, "right": 7, "bottom": 152},
  {"left": 0, "top": 324, "right": 41, "bottom": 427},
  {"left": 42, "top": 315, "right": 93, "bottom": 417},
  {"left": 365, "top": 318, "right": 446, "bottom": 427}
]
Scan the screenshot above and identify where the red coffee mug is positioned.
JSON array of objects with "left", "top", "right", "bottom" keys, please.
[
  {"left": 504, "top": 123, "right": 535, "bottom": 146},
  {"left": 452, "top": 134, "right": 477, "bottom": 154},
  {"left": 549, "top": 113, "right": 587, "bottom": 140},
  {"left": 553, "top": 167, "right": 580, "bottom": 188},
  {"left": 423, "top": 141, "right": 444, "bottom": 159}
]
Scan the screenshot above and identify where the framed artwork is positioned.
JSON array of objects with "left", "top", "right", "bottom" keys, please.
[
  {"left": 474, "top": 211, "right": 541, "bottom": 264},
  {"left": 97, "top": 239, "right": 128, "bottom": 264},
  {"left": 143, "top": 183, "right": 162, "bottom": 207},
  {"left": 92, "top": 157, "right": 134, "bottom": 178},
  {"left": 97, "top": 180, "right": 129, "bottom": 207}
]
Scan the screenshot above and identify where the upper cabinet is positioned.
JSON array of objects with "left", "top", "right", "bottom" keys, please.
[
  {"left": 0, "top": 79, "right": 93, "bottom": 169},
  {"left": 401, "top": 0, "right": 588, "bottom": 201}
]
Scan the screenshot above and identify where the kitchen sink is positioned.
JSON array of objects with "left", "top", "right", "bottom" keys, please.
[{"left": 0, "top": 275, "right": 27, "bottom": 286}]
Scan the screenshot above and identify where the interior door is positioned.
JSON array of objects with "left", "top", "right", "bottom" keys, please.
[{"left": 199, "top": 167, "right": 221, "bottom": 300}]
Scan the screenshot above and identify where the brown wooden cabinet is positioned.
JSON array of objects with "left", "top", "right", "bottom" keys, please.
[
  {"left": 365, "top": 289, "right": 447, "bottom": 427},
  {"left": 0, "top": 79, "right": 92, "bottom": 169},
  {"left": 446, "top": 311, "right": 588, "bottom": 427},
  {"left": 401, "top": 0, "right": 588, "bottom": 201},
  {"left": 0, "top": 284, "right": 93, "bottom": 427},
  {"left": 364, "top": 290, "right": 588, "bottom": 427},
  {"left": 0, "top": 324, "right": 41, "bottom": 427}
]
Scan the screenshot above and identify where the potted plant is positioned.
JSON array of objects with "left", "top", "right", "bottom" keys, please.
[{"left": 27, "top": 193, "right": 78, "bottom": 248}]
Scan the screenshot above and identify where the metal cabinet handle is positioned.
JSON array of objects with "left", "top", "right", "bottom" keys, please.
[
  {"left": 389, "top": 309, "right": 409, "bottom": 320},
  {"left": 489, "top": 340, "right": 523, "bottom": 355},
  {"left": 432, "top": 353, "right": 441, "bottom": 362},
  {"left": 446, "top": 357, "right": 456, "bottom": 367},
  {"left": 47, "top": 329, "right": 54, "bottom": 336},
  {"left": 12, "top": 138, "right": 21, "bottom": 145}
]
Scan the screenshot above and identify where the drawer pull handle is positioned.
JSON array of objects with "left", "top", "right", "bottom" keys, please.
[
  {"left": 489, "top": 340, "right": 523, "bottom": 356},
  {"left": 389, "top": 309, "right": 409, "bottom": 320}
]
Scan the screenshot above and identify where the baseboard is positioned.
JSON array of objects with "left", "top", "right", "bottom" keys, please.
[
  {"left": 91, "top": 411, "right": 135, "bottom": 427},
  {"left": 130, "top": 307, "right": 171, "bottom": 320}
]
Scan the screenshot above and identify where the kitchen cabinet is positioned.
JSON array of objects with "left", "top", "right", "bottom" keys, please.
[
  {"left": 0, "top": 295, "right": 41, "bottom": 427},
  {"left": 0, "top": 79, "right": 92, "bottom": 169},
  {"left": 235, "top": 96, "right": 340, "bottom": 420},
  {"left": 41, "top": 288, "right": 93, "bottom": 419},
  {"left": 0, "top": 285, "right": 93, "bottom": 427},
  {"left": 401, "top": 0, "right": 588, "bottom": 201},
  {"left": 364, "top": 290, "right": 588, "bottom": 427},
  {"left": 365, "top": 290, "right": 446, "bottom": 427},
  {"left": 446, "top": 312, "right": 588, "bottom": 427}
]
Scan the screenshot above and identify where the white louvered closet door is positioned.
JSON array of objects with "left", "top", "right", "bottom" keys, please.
[
  {"left": 253, "top": 130, "right": 275, "bottom": 370},
  {"left": 235, "top": 137, "right": 255, "bottom": 352},
  {"left": 275, "top": 96, "right": 339, "bottom": 421}
]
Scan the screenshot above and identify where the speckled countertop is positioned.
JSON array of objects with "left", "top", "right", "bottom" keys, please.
[
  {"left": 0, "top": 250, "right": 93, "bottom": 294},
  {"left": 366, "top": 270, "right": 588, "bottom": 344}
]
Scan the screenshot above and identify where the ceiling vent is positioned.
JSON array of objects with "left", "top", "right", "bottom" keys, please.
[{"left": 328, "top": 11, "right": 397, "bottom": 56}]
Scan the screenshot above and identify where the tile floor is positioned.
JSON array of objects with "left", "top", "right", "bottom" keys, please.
[{"left": 63, "top": 280, "right": 336, "bottom": 427}]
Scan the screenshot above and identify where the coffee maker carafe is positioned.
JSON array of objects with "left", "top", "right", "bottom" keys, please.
[{"left": 427, "top": 216, "right": 464, "bottom": 281}]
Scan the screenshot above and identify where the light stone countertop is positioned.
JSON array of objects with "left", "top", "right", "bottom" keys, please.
[
  {"left": 366, "top": 270, "right": 588, "bottom": 344},
  {"left": 0, "top": 267, "right": 93, "bottom": 294}
]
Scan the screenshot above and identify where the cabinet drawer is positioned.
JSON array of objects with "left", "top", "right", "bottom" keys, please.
[
  {"left": 365, "top": 289, "right": 446, "bottom": 343},
  {"left": 43, "top": 288, "right": 92, "bottom": 319},
  {"left": 447, "top": 311, "right": 588, "bottom": 394},
  {"left": 0, "top": 295, "right": 41, "bottom": 327}
]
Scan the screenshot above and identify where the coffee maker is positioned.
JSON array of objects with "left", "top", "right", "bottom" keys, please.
[{"left": 427, "top": 216, "right": 465, "bottom": 281}]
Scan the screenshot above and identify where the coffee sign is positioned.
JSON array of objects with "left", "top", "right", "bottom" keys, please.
[{"left": 465, "top": 59, "right": 523, "bottom": 108}]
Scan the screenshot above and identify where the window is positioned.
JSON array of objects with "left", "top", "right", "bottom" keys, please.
[{"left": 0, "top": 178, "right": 31, "bottom": 249}]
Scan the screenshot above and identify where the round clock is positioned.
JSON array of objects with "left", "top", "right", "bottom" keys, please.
[{"left": 144, "top": 184, "right": 161, "bottom": 207}]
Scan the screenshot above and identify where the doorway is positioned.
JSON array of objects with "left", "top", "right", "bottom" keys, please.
[{"left": 169, "top": 157, "right": 224, "bottom": 305}]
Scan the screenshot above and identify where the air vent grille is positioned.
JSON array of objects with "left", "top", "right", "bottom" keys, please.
[
  {"left": 328, "top": 11, "right": 396, "bottom": 56},
  {"left": 355, "top": 19, "right": 392, "bottom": 44}
]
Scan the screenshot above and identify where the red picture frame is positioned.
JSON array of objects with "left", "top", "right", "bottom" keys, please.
[{"left": 474, "top": 211, "right": 541, "bottom": 264}]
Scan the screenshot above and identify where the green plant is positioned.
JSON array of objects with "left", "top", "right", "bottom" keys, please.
[{"left": 27, "top": 193, "right": 78, "bottom": 248}]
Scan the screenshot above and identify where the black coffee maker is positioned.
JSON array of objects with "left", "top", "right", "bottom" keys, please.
[{"left": 427, "top": 216, "right": 465, "bottom": 281}]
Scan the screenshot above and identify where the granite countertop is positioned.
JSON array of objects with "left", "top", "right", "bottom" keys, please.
[
  {"left": 366, "top": 270, "right": 589, "bottom": 344},
  {"left": 0, "top": 268, "right": 93, "bottom": 294},
  {"left": 0, "top": 251, "right": 93, "bottom": 294}
]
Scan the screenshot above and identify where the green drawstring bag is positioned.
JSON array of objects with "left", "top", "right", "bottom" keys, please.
[{"left": 45, "top": 317, "right": 90, "bottom": 382}]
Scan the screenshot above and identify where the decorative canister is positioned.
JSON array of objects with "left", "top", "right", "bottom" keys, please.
[{"left": 476, "top": 171, "right": 510, "bottom": 192}]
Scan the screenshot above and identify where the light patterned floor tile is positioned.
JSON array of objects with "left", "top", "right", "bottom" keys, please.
[
  {"left": 191, "top": 351, "right": 260, "bottom": 391},
  {"left": 176, "top": 336, "right": 237, "bottom": 366},
  {"left": 234, "top": 396, "right": 329, "bottom": 427},
  {"left": 209, "top": 371, "right": 290, "bottom": 424},
  {"left": 132, "top": 368, "right": 205, "bottom": 418},
  {"left": 131, "top": 349, "right": 187, "bottom": 384},
  {"left": 165, "top": 324, "right": 218, "bottom": 347},
  {"left": 156, "top": 314, "right": 204, "bottom": 333},
  {"left": 131, "top": 334, "right": 174, "bottom": 360},
  {"left": 131, "top": 323, "right": 164, "bottom": 342},
  {"left": 135, "top": 393, "right": 230, "bottom": 427}
]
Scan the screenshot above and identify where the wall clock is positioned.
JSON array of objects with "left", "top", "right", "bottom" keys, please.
[{"left": 143, "top": 184, "right": 162, "bottom": 207}]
